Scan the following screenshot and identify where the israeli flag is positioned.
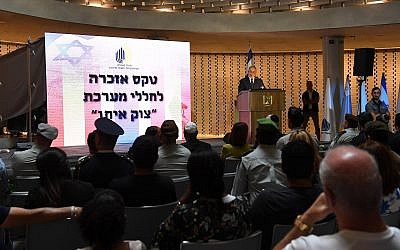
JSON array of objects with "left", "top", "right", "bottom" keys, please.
[
  {"left": 397, "top": 85, "right": 400, "bottom": 114},
  {"left": 343, "top": 75, "right": 352, "bottom": 115},
  {"left": 359, "top": 79, "right": 368, "bottom": 113},
  {"left": 321, "top": 77, "right": 336, "bottom": 142},
  {"left": 380, "top": 73, "right": 390, "bottom": 110}
]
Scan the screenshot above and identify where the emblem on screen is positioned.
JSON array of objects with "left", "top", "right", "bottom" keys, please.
[{"left": 115, "top": 47, "right": 126, "bottom": 64}]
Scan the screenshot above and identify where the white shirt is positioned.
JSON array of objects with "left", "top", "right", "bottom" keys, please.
[
  {"left": 283, "top": 227, "right": 400, "bottom": 250},
  {"left": 155, "top": 144, "right": 191, "bottom": 172},
  {"left": 231, "top": 144, "right": 285, "bottom": 197},
  {"left": 308, "top": 90, "right": 313, "bottom": 109},
  {"left": 8, "top": 144, "right": 46, "bottom": 176}
]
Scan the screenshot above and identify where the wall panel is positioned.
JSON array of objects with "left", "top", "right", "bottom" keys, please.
[{"left": 191, "top": 49, "right": 399, "bottom": 137}]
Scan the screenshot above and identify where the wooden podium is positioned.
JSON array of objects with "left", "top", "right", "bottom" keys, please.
[{"left": 237, "top": 89, "right": 285, "bottom": 143}]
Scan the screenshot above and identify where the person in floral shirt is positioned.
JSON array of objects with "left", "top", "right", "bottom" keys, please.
[{"left": 151, "top": 150, "right": 252, "bottom": 249}]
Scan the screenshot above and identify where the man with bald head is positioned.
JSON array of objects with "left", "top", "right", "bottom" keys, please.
[{"left": 274, "top": 146, "right": 400, "bottom": 250}]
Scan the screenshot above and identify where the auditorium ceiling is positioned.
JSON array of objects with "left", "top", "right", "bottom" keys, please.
[
  {"left": 1, "top": 2, "right": 400, "bottom": 52},
  {"left": 57, "top": 0, "right": 393, "bottom": 13}
]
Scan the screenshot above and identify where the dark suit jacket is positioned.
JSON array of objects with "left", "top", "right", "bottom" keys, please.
[
  {"left": 238, "top": 76, "right": 265, "bottom": 92},
  {"left": 302, "top": 90, "right": 319, "bottom": 112}
]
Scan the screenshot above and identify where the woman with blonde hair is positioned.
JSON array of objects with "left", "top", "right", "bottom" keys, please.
[{"left": 288, "top": 129, "right": 321, "bottom": 182}]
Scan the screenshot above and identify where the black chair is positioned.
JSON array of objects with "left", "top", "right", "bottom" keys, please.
[
  {"left": 223, "top": 172, "right": 236, "bottom": 193},
  {"left": 173, "top": 176, "right": 190, "bottom": 199},
  {"left": 124, "top": 201, "right": 178, "bottom": 246},
  {"left": 270, "top": 218, "right": 337, "bottom": 249},
  {"left": 224, "top": 157, "right": 241, "bottom": 173},
  {"left": 14, "top": 176, "right": 40, "bottom": 192},
  {"left": 26, "top": 218, "right": 85, "bottom": 250},
  {"left": 180, "top": 231, "right": 262, "bottom": 250},
  {"left": 382, "top": 211, "right": 400, "bottom": 228}
]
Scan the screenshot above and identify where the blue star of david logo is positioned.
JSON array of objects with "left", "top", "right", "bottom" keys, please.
[{"left": 54, "top": 40, "right": 93, "bottom": 65}]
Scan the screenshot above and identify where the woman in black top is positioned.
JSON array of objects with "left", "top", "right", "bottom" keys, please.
[{"left": 25, "top": 148, "right": 94, "bottom": 208}]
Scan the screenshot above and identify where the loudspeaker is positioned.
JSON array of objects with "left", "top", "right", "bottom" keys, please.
[{"left": 353, "top": 48, "right": 375, "bottom": 76}]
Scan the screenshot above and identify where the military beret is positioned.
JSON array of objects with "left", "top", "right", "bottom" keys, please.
[
  {"left": 37, "top": 123, "right": 58, "bottom": 140},
  {"left": 95, "top": 117, "right": 124, "bottom": 136}
]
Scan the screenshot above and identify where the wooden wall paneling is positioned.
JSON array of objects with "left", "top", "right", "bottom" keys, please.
[{"left": 281, "top": 53, "right": 289, "bottom": 132}]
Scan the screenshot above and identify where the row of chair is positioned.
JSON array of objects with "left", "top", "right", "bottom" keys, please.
[{"left": 26, "top": 201, "right": 178, "bottom": 250}]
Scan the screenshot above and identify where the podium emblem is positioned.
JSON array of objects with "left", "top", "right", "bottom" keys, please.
[{"left": 263, "top": 95, "right": 273, "bottom": 106}]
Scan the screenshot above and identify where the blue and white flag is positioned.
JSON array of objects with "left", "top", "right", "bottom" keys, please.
[
  {"left": 397, "top": 85, "right": 400, "bottom": 114},
  {"left": 246, "top": 48, "right": 254, "bottom": 73},
  {"left": 380, "top": 72, "right": 390, "bottom": 110},
  {"left": 343, "top": 75, "right": 352, "bottom": 115},
  {"left": 359, "top": 79, "right": 368, "bottom": 113},
  {"left": 321, "top": 77, "right": 336, "bottom": 142}
]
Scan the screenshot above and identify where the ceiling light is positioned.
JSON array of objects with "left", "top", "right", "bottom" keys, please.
[
  {"left": 157, "top": 7, "right": 174, "bottom": 11},
  {"left": 366, "top": 0, "right": 385, "bottom": 4}
]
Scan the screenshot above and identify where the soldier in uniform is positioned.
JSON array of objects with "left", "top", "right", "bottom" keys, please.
[
  {"left": 77, "top": 117, "right": 133, "bottom": 188},
  {"left": 74, "top": 131, "right": 96, "bottom": 179}
]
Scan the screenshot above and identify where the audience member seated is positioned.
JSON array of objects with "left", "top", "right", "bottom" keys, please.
[
  {"left": 78, "top": 118, "right": 134, "bottom": 188},
  {"left": 181, "top": 122, "right": 211, "bottom": 153},
  {"left": 360, "top": 141, "right": 400, "bottom": 214},
  {"left": 289, "top": 130, "right": 321, "bottom": 184},
  {"left": 75, "top": 130, "right": 97, "bottom": 179},
  {"left": 25, "top": 148, "right": 94, "bottom": 208},
  {"left": 330, "top": 114, "right": 359, "bottom": 147},
  {"left": 154, "top": 120, "right": 191, "bottom": 173},
  {"left": 274, "top": 146, "right": 400, "bottom": 250},
  {"left": 267, "top": 114, "right": 280, "bottom": 130},
  {"left": 145, "top": 125, "right": 161, "bottom": 146},
  {"left": 231, "top": 120, "right": 283, "bottom": 199},
  {"left": 9, "top": 123, "right": 58, "bottom": 176},
  {"left": 350, "top": 111, "right": 373, "bottom": 146},
  {"left": 277, "top": 107, "right": 305, "bottom": 150},
  {"left": 221, "top": 122, "right": 252, "bottom": 160},
  {"left": 223, "top": 132, "right": 231, "bottom": 144},
  {"left": 109, "top": 135, "right": 176, "bottom": 207},
  {"left": 389, "top": 113, "right": 400, "bottom": 155},
  {"left": 151, "top": 150, "right": 252, "bottom": 249},
  {"left": 250, "top": 140, "right": 322, "bottom": 249},
  {"left": 78, "top": 190, "right": 146, "bottom": 250},
  {"left": 364, "top": 120, "right": 400, "bottom": 166}
]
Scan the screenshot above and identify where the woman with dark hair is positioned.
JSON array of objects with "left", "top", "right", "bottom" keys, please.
[
  {"left": 152, "top": 150, "right": 252, "bottom": 249},
  {"left": 78, "top": 190, "right": 146, "bottom": 250},
  {"left": 220, "top": 122, "right": 251, "bottom": 160},
  {"left": 25, "top": 148, "right": 94, "bottom": 208},
  {"left": 360, "top": 141, "right": 400, "bottom": 214}
]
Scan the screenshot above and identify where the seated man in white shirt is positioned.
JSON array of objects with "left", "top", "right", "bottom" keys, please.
[
  {"left": 8, "top": 123, "right": 58, "bottom": 176},
  {"left": 274, "top": 145, "right": 400, "bottom": 250},
  {"left": 231, "top": 119, "right": 284, "bottom": 200},
  {"left": 329, "top": 114, "right": 359, "bottom": 148},
  {"left": 155, "top": 120, "right": 191, "bottom": 177}
]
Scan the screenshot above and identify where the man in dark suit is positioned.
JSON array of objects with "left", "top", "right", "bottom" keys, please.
[
  {"left": 238, "top": 65, "right": 265, "bottom": 92},
  {"left": 78, "top": 117, "right": 134, "bottom": 188},
  {"left": 302, "top": 80, "right": 320, "bottom": 140},
  {"left": 182, "top": 122, "right": 211, "bottom": 153}
]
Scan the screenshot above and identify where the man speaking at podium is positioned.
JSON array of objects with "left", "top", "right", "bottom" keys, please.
[{"left": 238, "top": 65, "right": 266, "bottom": 93}]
